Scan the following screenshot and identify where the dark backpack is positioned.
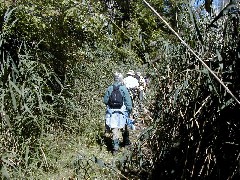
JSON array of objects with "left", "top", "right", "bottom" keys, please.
[{"left": 108, "top": 85, "right": 123, "bottom": 109}]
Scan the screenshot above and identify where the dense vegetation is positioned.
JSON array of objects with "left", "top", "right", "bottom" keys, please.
[{"left": 1, "top": 0, "right": 239, "bottom": 179}]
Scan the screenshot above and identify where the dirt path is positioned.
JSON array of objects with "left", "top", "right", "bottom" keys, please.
[{"left": 35, "top": 103, "right": 151, "bottom": 179}]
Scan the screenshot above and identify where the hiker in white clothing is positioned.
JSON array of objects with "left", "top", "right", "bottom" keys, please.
[
  {"left": 123, "top": 70, "right": 139, "bottom": 107},
  {"left": 123, "top": 70, "right": 139, "bottom": 89}
]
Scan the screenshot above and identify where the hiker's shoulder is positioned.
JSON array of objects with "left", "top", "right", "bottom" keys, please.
[
  {"left": 119, "top": 85, "right": 127, "bottom": 90},
  {"left": 106, "top": 84, "right": 114, "bottom": 91},
  {"left": 109, "top": 83, "right": 122, "bottom": 90}
]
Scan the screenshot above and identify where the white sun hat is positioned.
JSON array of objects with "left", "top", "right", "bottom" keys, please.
[{"left": 126, "top": 70, "right": 135, "bottom": 76}]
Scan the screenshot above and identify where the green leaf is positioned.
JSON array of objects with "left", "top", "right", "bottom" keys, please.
[
  {"left": 9, "top": 81, "right": 17, "bottom": 110},
  {"left": 183, "top": 79, "right": 188, "bottom": 89},
  {"left": 219, "top": 98, "right": 234, "bottom": 111},
  {"left": 4, "top": 7, "right": 17, "bottom": 23},
  {"left": 4, "top": 114, "right": 11, "bottom": 128},
  {"left": 25, "top": 145, "right": 29, "bottom": 166},
  {"left": 174, "top": 88, "right": 181, "bottom": 106},
  {"left": 219, "top": 63, "right": 223, "bottom": 70},
  {"left": 9, "top": 80, "right": 22, "bottom": 95},
  {"left": 1, "top": 165, "right": 10, "bottom": 179},
  {"left": 23, "top": 103, "right": 33, "bottom": 116},
  {"left": 216, "top": 50, "right": 223, "bottom": 62}
]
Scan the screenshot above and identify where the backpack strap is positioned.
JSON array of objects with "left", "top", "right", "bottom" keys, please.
[{"left": 113, "top": 84, "right": 121, "bottom": 90}]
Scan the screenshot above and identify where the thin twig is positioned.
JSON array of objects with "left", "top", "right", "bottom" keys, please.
[
  {"left": 40, "top": 146, "right": 48, "bottom": 169},
  {"left": 194, "top": 95, "right": 211, "bottom": 118},
  {"left": 143, "top": 0, "right": 240, "bottom": 105}
]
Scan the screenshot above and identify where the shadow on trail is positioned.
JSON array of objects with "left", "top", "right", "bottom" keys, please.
[
  {"left": 96, "top": 132, "right": 131, "bottom": 154},
  {"left": 96, "top": 133, "right": 114, "bottom": 152}
]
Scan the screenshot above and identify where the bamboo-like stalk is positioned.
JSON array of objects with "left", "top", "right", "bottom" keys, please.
[{"left": 143, "top": 0, "right": 240, "bottom": 105}]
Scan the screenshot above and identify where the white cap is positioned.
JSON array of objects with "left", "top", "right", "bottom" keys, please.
[
  {"left": 136, "top": 72, "right": 141, "bottom": 76},
  {"left": 126, "top": 70, "right": 135, "bottom": 76},
  {"left": 114, "top": 72, "right": 123, "bottom": 81}
]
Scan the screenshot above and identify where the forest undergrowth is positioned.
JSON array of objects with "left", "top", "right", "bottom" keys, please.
[
  {"left": 31, "top": 93, "right": 154, "bottom": 180},
  {"left": 1, "top": 0, "right": 240, "bottom": 179}
]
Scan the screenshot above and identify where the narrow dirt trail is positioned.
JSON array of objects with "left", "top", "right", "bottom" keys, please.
[
  {"left": 40, "top": 125, "right": 149, "bottom": 179},
  {"left": 36, "top": 96, "right": 152, "bottom": 179}
]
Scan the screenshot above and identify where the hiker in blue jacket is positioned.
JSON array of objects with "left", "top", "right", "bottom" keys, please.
[{"left": 103, "top": 72, "right": 133, "bottom": 155}]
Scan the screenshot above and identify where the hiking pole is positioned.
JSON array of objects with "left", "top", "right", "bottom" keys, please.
[{"left": 143, "top": 0, "right": 240, "bottom": 105}]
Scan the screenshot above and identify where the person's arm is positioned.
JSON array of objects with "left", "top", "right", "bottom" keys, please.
[
  {"left": 122, "top": 86, "right": 132, "bottom": 113},
  {"left": 103, "top": 86, "right": 111, "bottom": 105}
]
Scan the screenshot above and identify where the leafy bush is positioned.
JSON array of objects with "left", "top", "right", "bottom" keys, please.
[{"left": 123, "top": 1, "right": 240, "bottom": 179}]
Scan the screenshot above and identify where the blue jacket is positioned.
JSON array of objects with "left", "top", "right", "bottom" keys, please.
[{"left": 103, "top": 82, "right": 132, "bottom": 113}]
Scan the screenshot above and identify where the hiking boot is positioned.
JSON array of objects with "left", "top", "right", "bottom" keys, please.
[{"left": 122, "top": 129, "right": 131, "bottom": 147}]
